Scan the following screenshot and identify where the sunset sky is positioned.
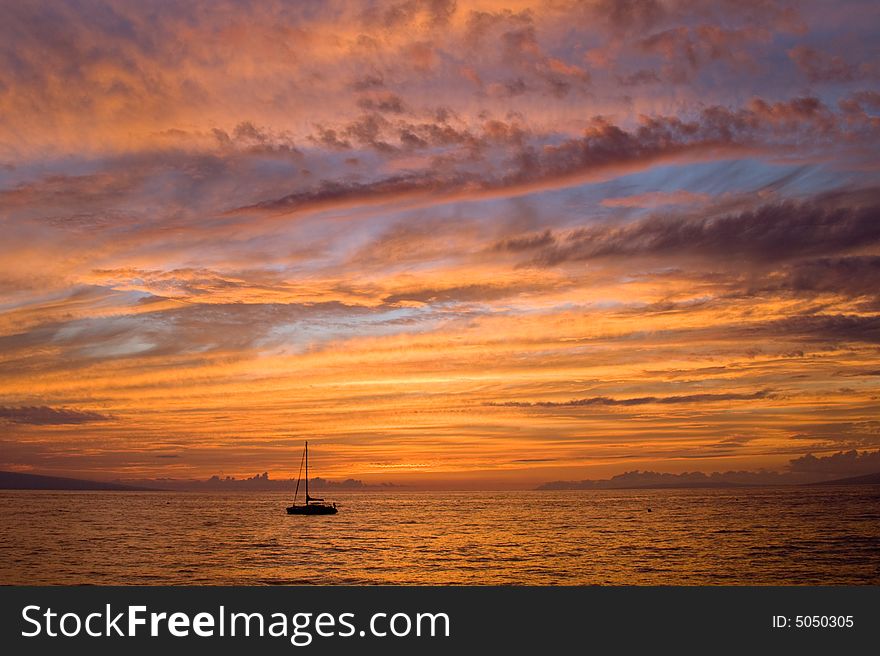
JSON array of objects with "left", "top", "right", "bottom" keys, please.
[{"left": 1, "top": 0, "right": 879, "bottom": 487}]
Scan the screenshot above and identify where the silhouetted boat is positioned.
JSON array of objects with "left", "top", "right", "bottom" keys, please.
[{"left": 287, "top": 441, "right": 338, "bottom": 515}]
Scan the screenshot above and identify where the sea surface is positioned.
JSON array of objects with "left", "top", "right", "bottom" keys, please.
[{"left": 1, "top": 487, "right": 879, "bottom": 585}]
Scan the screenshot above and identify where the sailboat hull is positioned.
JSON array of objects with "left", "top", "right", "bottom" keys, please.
[{"left": 287, "top": 504, "right": 337, "bottom": 515}]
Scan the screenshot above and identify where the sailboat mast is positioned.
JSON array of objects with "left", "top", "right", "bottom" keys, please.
[{"left": 285, "top": 439, "right": 336, "bottom": 515}]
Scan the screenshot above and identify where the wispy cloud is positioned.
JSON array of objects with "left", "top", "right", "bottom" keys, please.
[
  {"left": 488, "top": 390, "right": 773, "bottom": 408},
  {"left": 0, "top": 406, "right": 112, "bottom": 425}
]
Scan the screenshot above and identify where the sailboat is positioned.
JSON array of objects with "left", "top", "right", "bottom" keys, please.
[{"left": 287, "top": 441, "right": 338, "bottom": 515}]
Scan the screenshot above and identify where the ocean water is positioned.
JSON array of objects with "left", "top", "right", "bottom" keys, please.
[{"left": 1, "top": 487, "right": 879, "bottom": 585}]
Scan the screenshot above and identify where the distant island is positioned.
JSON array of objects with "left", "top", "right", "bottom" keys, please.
[
  {"left": 537, "top": 469, "right": 880, "bottom": 490},
  {"left": 4, "top": 467, "right": 878, "bottom": 492},
  {"left": 537, "top": 450, "right": 880, "bottom": 490},
  {"left": 805, "top": 471, "right": 880, "bottom": 486},
  {"left": 0, "top": 471, "right": 156, "bottom": 491},
  {"left": 0, "top": 470, "right": 401, "bottom": 492}
]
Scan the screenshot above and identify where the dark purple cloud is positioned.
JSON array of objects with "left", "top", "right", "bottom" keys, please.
[
  {"left": 489, "top": 390, "right": 772, "bottom": 408},
  {"left": 749, "top": 256, "right": 880, "bottom": 308},
  {"left": 0, "top": 405, "right": 111, "bottom": 425},
  {"left": 504, "top": 188, "right": 880, "bottom": 266},
  {"left": 236, "top": 95, "right": 873, "bottom": 217}
]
